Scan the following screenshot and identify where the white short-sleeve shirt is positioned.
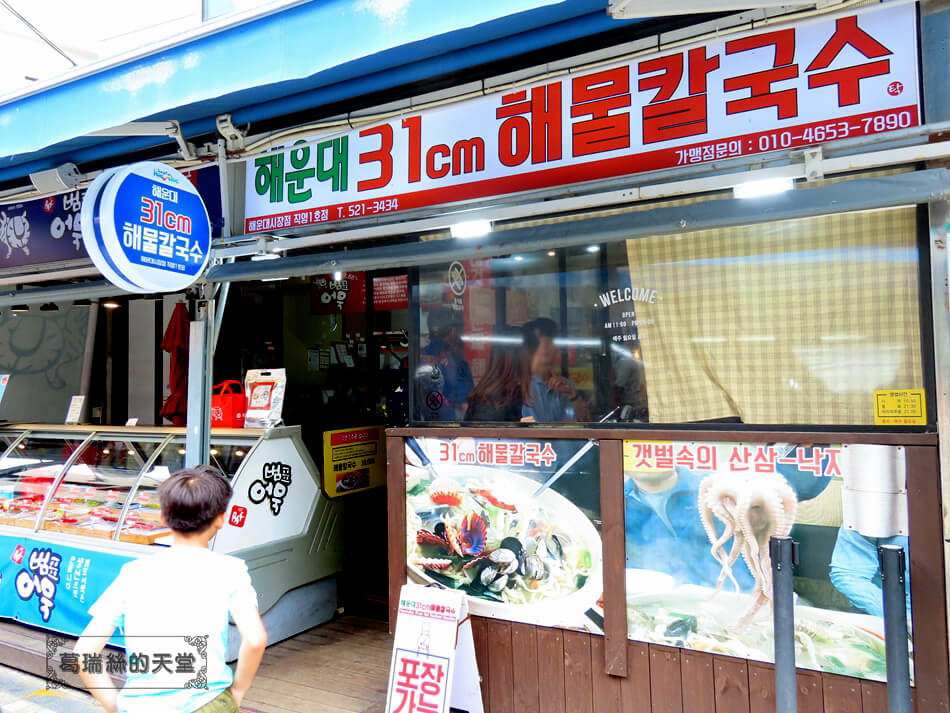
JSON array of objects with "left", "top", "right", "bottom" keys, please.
[{"left": 87, "top": 546, "right": 258, "bottom": 713}]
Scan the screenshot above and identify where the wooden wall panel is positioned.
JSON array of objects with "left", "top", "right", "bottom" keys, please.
[
  {"left": 385, "top": 436, "right": 407, "bottom": 633},
  {"left": 649, "top": 645, "right": 683, "bottom": 713},
  {"left": 564, "top": 630, "right": 595, "bottom": 713},
  {"left": 537, "top": 627, "right": 566, "bottom": 713},
  {"left": 680, "top": 650, "right": 714, "bottom": 713},
  {"left": 860, "top": 680, "right": 888, "bottom": 713},
  {"left": 487, "top": 621, "right": 514, "bottom": 713},
  {"left": 797, "top": 670, "right": 825, "bottom": 713},
  {"left": 472, "top": 617, "right": 491, "bottom": 709},
  {"left": 905, "top": 446, "right": 950, "bottom": 713},
  {"left": 468, "top": 621, "right": 920, "bottom": 713},
  {"left": 510, "top": 623, "right": 540, "bottom": 713},
  {"left": 600, "top": 438, "right": 628, "bottom": 676},
  {"left": 713, "top": 656, "right": 750, "bottom": 713},
  {"left": 822, "top": 673, "right": 863, "bottom": 713},
  {"left": 620, "top": 641, "right": 652, "bottom": 713},
  {"left": 591, "top": 635, "right": 623, "bottom": 713},
  {"left": 748, "top": 662, "right": 824, "bottom": 713}
]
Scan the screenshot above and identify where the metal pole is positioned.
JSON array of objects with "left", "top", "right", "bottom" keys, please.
[
  {"left": 185, "top": 297, "right": 214, "bottom": 468},
  {"left": 878, "top": 545, "right": 912, "bottom": 713},
  {"left": 212, "top": 139, "right": 232, "bottom": 352},
  {"left": 77, "top": 299, "right": 98, "bottom": 423},
  {"left": 770, "top": 535, "right": 798, "bottom": 713}
]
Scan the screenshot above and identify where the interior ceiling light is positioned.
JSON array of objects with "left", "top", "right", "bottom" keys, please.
[
  {"left": 102, "top": 300, "right": 121, "bottom": 310},
  {"left": 39, "top": 302, "right": 59, "bottom": 312},
  {"left": 733, "top": 176, "right": 795, "bottom": 199},
  {"left": 586, "top": 245, "right": 601, "bottom": 253},
  {"left": 10, "top": 304, "right": 28, "bottom": 313},
  {"left": 450, "top": 219, "right": 492, "bottom": 239},
  {"left": 250, "top": 250, "right": 281, "bottom": 261}
]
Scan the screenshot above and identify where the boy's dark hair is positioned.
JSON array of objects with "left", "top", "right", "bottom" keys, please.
[{"left": 158, "top": 465, "right": 232, "bottom": 534}]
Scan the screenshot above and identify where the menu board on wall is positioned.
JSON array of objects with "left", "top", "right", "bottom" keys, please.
[
  {"left": 622, "top": 440, "right": 910, "bottom": 682},
  {"left": 404, "top": 436, "right": 602, "bottom": 632}
]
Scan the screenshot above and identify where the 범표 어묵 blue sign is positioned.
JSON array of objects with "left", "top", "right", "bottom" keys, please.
[
  {"left": 81, "top": 161, "right": 211, "bottom": 293},
  {"left": 0, "top": 534, "right": 135, "bottom": 638}
]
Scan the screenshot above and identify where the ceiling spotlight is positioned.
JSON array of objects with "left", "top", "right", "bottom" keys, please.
[
  {"left": 39, "top": 302, "right": 59, "bottom": 312},
  {"left": 513, "top": 255, "right": 524, "bottom": 262},
  {"left": 450, "top": 219, "right": 492, "bottom": 239},
  {"left": 102, "top": 300, "right": 120, "bottom": 310},
  {"left": 10, "top": 304, "right": 28, "bottom": 313},
  {"left": 547, "top": 250, "right": 556, "bottom": 257},
  {"left": 586, "top": 245, "right": 600, "bottom": 253}
]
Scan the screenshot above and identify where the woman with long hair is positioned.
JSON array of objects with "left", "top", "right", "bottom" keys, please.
[{"left": 464, "top": 329, "right": 524, "bottom": 422}]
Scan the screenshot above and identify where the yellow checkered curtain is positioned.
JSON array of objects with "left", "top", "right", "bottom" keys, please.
[{"left": 625, "top": 207, "right": 923, "bottom": 424}]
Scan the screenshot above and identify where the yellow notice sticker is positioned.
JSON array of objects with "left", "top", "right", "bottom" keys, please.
[{"left": 873, "top": 389, "right": 926, "bottom": 426}]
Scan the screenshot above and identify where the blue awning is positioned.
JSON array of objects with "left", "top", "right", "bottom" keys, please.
[{"left": 0, "top": 0, "right": 638, "bottom": 184}]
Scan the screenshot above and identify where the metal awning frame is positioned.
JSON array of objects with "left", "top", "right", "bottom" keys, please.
[{"left": 1, "top": 162, "right": 947, "bottom": 307}]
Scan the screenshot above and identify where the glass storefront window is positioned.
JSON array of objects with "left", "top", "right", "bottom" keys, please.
[{"left": 414, "top": 206, "right": 925, "bottom": 426}]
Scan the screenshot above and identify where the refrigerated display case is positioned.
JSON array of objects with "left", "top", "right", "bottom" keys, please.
[{"left": 0, "top": 424, "right": 343, "bottom": 655}]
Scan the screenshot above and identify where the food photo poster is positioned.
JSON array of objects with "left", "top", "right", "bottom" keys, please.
[
  {"left": 404, "top": 436, "right": 603, "bottom": 633},
  {"left": 623, "top": 440, "right": 911, "bottom": 682}
]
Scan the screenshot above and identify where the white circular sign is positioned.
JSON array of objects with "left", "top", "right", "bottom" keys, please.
[{"left": 81, "top": 161, "right": 212, "bottom": 293}]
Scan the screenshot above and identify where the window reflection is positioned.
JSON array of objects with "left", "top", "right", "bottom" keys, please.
[{"left": 414, "top": 207, "right": 924, "bottom": 426}]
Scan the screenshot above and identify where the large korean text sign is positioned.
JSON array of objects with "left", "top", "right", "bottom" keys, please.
[
  {"left": 81, "top": 161, "right": 211, "bottom": 293},
  {"left": 245, "top": 2, "right": 919, "bottom": 233}
]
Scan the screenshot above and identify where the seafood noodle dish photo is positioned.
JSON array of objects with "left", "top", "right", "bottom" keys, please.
[{"left": 405, "top": 445, "right": 602, "bottom": 628}]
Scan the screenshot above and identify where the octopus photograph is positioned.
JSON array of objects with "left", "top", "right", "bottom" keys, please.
[{"left": 623, "top": 441, "right": 911, "bottom": 683}]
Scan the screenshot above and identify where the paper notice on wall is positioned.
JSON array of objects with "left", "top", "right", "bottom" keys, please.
[{"left": 65, "top": 395, "right": 84, "bottom": 424}]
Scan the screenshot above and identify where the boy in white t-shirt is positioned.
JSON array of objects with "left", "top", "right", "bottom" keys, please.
[{"left": 76, "top": 466, "right": 268, "bottom": 713}]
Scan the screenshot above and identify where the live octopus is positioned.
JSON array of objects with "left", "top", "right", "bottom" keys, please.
[{"left": 697, "top": 471, "right": 798, "bottom": 631}]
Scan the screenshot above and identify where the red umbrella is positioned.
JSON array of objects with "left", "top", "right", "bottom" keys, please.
[{"left": 159, "top": 302, "right": 190, "bottom": 426}]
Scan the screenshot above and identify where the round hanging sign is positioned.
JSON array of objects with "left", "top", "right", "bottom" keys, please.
[{"left": 80, "top": 161, "right": 211, "bottom": 293}]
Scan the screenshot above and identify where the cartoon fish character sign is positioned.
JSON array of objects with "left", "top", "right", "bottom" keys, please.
[{"left": 0, "top": 210, "right": 30, "bottom": 258}]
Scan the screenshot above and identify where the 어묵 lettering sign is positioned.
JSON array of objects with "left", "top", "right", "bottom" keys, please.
[
  {"left": 245, "top": 2, "right": 919, "bottom": 234},
  {"left": 0, "top": 534, "right": 133, "bottom": 639}
]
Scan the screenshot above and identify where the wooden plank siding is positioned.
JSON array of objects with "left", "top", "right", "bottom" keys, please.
[{"left": 467, "top": 617, "right": 929, "bottom": 713}]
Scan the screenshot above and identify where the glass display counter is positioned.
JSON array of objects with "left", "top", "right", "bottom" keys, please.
[
  {"left": 0, "top": 427, "right": 258, "bottom": 544},
  {"left": 0, "top": 424, "right": 343, "bottom": 650}
]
